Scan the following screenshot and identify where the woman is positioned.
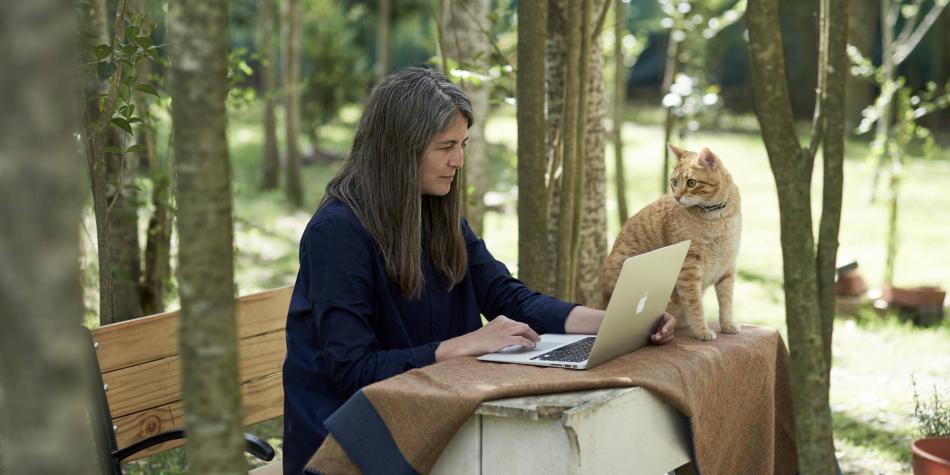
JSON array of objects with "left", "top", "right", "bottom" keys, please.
[{"left": 281, "top": 67, "right": 676, "bottom": 475}]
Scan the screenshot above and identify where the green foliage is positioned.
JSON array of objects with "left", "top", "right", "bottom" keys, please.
[
  {"left": 299, "top": 0, "right": 372, "bottom": 145},
  {"left": 850, "top": 45, "right": 950, "bottom": 159},
  {"left": 227, "top": 47, "right": 257, "bottom": 109},
  {"left": 912, "top": 377, "right": 950, "bottom": 437},
  {"left": 656, "top": 0, "right": 747, "bottom": 133}
]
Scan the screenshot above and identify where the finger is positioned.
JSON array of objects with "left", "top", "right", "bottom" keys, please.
[
  {"left": 651, "top": 330, "right": 674, "bottom": 344},
  {"left": 662, "top": 314, "right": 676, "bottom": 333},
  {"left": 508, "top": 322, "right": 540, "bottom": 342},
  {"left": 510, "top": 336, "right": 537, "bottom": 349}
]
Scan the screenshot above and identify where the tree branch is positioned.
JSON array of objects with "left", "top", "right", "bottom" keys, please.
[
  {"left": 591, "top": 0, "right": 612, "bottom": 39},
  {"left": 808, "top": 0, "right": 832, "bottom": 160},
  {"left": 893, "top": 0, "right": 948, "bottom": 64}
]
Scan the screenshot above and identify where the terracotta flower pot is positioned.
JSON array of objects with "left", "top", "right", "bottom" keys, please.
[
  {"left": 881, "top": 285, "right": 947, "bottom": 327},
  {"left": 913, "top": 437, "right": 950, "bottom": 475},
  {"left": 882, "top": 285, "right": 947, "bottom": 308}
]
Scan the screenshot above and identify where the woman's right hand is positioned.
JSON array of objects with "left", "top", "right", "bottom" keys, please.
[{"left": 435, "top": 315, "right": 541, "bottom": 362}]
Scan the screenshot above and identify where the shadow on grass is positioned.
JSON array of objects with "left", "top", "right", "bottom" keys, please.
[{"left": 833, "top": 410, "right": 912, "bottom": 467}]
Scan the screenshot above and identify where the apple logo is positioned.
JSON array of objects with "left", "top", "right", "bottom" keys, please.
[{"left": 636, "top": 292, "right": 648, "bottom": 314}]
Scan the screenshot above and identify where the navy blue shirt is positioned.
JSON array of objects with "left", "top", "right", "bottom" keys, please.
[{"left": 282, "top": 200, "right": 576, "bottom": 474}]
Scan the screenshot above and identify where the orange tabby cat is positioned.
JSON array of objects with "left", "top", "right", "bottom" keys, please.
[{"left": 594, "top": 144, "right": 741, "bottom": 340}]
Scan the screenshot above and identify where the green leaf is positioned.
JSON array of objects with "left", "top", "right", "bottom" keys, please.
[
  {"left": 134, "top": 84, "right": 159, "bottom": 97},
  {"left": 135, "top": 34, "right": 152, "bottom": 49},
  {"left": 103, "top": 145, "right": 123, "bottom": 154},
  {"left": 95, "top": 44, "right": 112, "bottom": 61},
  {"left": 96, "top": 62, "right": 116, "bottom": 81},
  {"left": 126, "top": 143, "right": 148, "bottom": 154},
  {"left": 111, "top": 117, "right": 133, "bottom": 135}
]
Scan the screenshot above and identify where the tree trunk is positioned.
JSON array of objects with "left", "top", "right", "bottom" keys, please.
[
  {"left": 746, "top": 0, "right": 846, "bottom": 472},
  {"left": 107, "top": 145, "right": 144, "bottom": 321},
  {"left": 569, "top": 0, "right": 593, "bottom": 297},
  {"left": 660, "top": 30, "right": 681, "bottom": 193},
  {"left": 517, "top": 0, "right": 550, "bottom": 293},
  {"left": 376, "top": 0, "right": 392, "bottom": 83},
  {"left": 167, "top": 0, "right": 246, "bottom": 472},
  {"left": 0, "top": 0, "right": 98, "bottom": 472},
  {"left": 545, "top": 0, "right": 567, "bottom": 295},
  {"left": 545, "top": 0, "right": 608, "bottom": 300},
  {"left": 141, "top": 166, "right": 172, "bottom": 315},
  {"left": 845, "top": 0, "right": 877, "bottom": 129},
  {"left": 576, "top": 26, "right": 607, "bottom": 306},
  {"left": 260, "top": 0, "right": 280, "bottom": 190},
  {"left": 130, "top": 0, "right": 171, "bottom": 316},
  {"left": 80, "top": 0, "right": 117, "bottom": 325},
  {"left": 612, "top": 0, "right": 629, "bottom": 227},
  {"left": 285, "top": 0, "right": 304, "bottom": 208},
  {"left": 441, "top": 0, "right": 491, "bottom": 236},
  {"left": 555, "top": 0, "right": 581, "bottom": 301},
  {"left": 817, "top": 0, "right": 848, "bottom": 382},
  {"left": 869, "top": 0, "right": 897, "bottom": 204}
]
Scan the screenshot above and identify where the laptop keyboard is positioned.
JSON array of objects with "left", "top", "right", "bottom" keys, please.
[{"left": 531, "top": 337, "right": 596, "bottom": 363}]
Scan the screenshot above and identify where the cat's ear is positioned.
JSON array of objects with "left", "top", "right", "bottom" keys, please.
[
  {"left": 698, "top": 147, "right": 718, "bottom": 170},
  {"left": 668, "top": 143, "right": 689, "bottom": 161}
]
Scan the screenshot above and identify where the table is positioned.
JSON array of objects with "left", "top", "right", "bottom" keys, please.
[{"left": 430, "top": 386, "right": 694, "bottom": 474}]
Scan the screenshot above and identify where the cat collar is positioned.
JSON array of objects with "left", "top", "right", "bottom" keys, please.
[{"left": 698, "top": 200, "right": 727, "bottom": 212}]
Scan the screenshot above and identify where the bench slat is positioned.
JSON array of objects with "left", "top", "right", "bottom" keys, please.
[
  {"left": 103, "top": 329, "right": 286, "bottom": 418},
  {"left": 116, "top": 372, "right": 284, "bottom": 462},
  {"left": 92, "top": 286, "right": 293, "bottom": 373}
]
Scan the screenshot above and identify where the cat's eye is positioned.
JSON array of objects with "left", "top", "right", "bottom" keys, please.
[
  {"left": 670, "top": 178, "right": 678, "bottom": 188},
  {"left": 686, "top": 179, "right": 697, "bottom": 188}
]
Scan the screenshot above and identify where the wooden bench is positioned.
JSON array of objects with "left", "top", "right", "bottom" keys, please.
[{"left": 87, "top": 286, "right": 292, "bottom": 474}]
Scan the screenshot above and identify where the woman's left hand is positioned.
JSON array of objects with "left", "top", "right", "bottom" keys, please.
[{"left": 650, "top": 312, "right": 676, "bottom": 345}]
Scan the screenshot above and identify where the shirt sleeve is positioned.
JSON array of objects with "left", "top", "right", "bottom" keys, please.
[
  {"left": 463, "top": 219, "right": 578, "bottom": 334},
  {"left": 302, "top": 214, "right": 439, "bottom": 396}
]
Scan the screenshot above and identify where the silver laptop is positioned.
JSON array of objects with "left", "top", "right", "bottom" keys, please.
[{"left": 478, "top": 240, "right": 690, "bottom": 370}]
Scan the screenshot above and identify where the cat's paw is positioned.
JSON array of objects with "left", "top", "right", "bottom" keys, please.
[
  {"left": 691, "top": 326, "right": 717, "bottom": 341},
  {"left": 720, "top": 322, "right": 741, "bottom": 334}
]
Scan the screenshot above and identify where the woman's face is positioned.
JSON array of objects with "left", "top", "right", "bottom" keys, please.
[{"left": 421, "top": 112, "right": 468, "bottom": 196}]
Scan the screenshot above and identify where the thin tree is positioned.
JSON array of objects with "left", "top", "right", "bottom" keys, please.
[
  {"left": 441, "top": 0, "right": 492, "bottom": 236},
  {"left": 376, "top": 0, "right": 392, "bottom": 83},
  {"left": 260, "top": 0, "right": 280, "bottom": 190},
  {"left": 285, "top": 0, "right": 304, "bottom": 207},
  {"left": 658, "top": 11, "right": 681, "bottom": 193},
  {"left": 544, "top": 0, "right": 611, "bottom": 302},
  {"left": 167, "top": 0, "right": 246, "bottom": 471},
  {"left": 746, "top": 0, "right": 848, "bottom": 471},
  {"left": 612, "top": 0, "right": 629, "bottom": 226},
  {"left": 79, "top": 0, "right": 121, "bottom": 324},
  {"left": 0, "top": 0, "right": 98, "bottom": 472},
  {"left": 844, "top": 0, "right": 877, "bottom": 128},
  {"left": 130, "top": 0, "right": 173, "bottom": 315},
  {"left": 554, "top": 0, "right": 581, "bottom": 301},
  {"left": 867, "top": 0, "right": 948, "bottom": 202},
  {"left": 575, "top": 6, "right": 610, "bottom": 306},
  {"left": 518, "top": 0, "right": 549, "bottom": 292}
]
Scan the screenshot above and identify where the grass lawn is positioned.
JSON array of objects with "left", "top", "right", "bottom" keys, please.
[{"left": 118, "top": 102, "right": 950, "bottom": 474}]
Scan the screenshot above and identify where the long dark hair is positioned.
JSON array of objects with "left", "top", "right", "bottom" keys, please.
[{"left": 322, "top": 67, "right": 473, "bottom": 298}]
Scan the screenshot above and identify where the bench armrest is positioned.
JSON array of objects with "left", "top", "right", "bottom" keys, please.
[
  {"left": 244, "top": 432, "right": 276, "bottom": 461},
  {"left": 113, "top": 429, "right": 276, "bottom": 464},
  {"left": 113, "top": 428, "right": 186, "bottom": 462}
]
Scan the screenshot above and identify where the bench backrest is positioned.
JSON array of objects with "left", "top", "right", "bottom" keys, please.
[{"left": 90, "top": 286, "right": 293, "bottom": 461}]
